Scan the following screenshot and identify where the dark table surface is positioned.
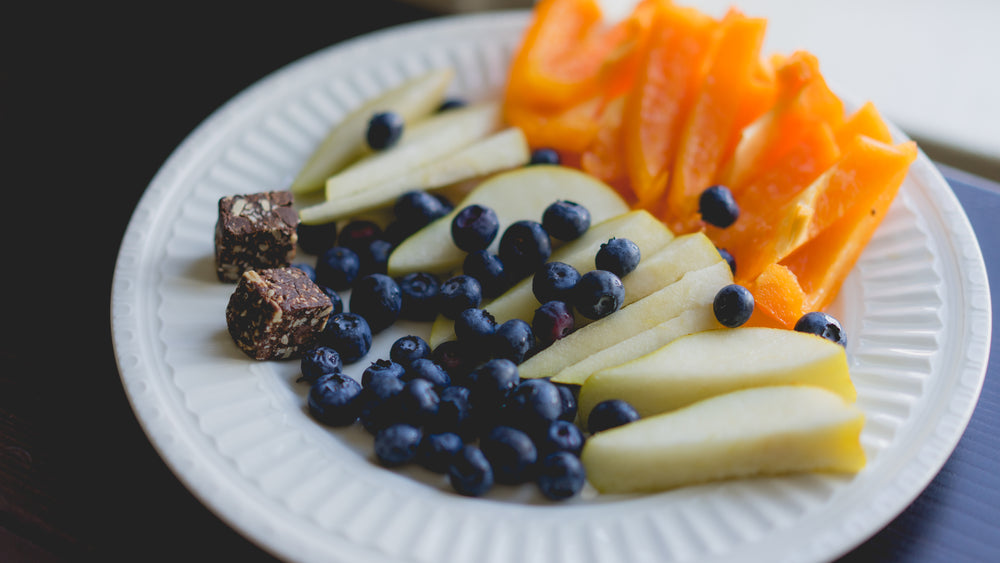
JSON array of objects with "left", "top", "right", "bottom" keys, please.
[{"left": 3, "top": 1, "right": 999, "bottom": 561}]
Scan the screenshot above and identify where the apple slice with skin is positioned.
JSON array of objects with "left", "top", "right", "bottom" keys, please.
[
  {"left": 518, "top": 260, "right": 733, "bottom": 380},
  {"left": 387, "top": 165, "right": 630, "bottom": 276},
  {"left": 581, "top": 385, "right": 866, "bottom": 494},
  {"left": 300, "top": 127, "right": 531, "bottom": 224},
  {"left": 322, "top": 101, "right": 502, "bottom": 203},
  {"left": 290, "top": 68, "right": 454, "bottom": 195},
  {"left": 577, "top": 326, "right": 856, "bottom": 422},
  {"left": 428, "top": 209, "right": 675, "bottom": 347}
]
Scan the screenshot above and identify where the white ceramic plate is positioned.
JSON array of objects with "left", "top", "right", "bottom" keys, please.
[{"left": 110, "top": 11, "right": 991, "bottom": 563}]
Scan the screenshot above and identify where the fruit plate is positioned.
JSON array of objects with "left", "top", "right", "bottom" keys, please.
[{"left": 110, "top": 10, "right": 991, "bottom": 563}]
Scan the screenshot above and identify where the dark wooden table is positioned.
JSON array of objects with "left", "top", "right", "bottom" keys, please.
[{"left": 3, "top": 2, "right": 998, "bottom": 561}]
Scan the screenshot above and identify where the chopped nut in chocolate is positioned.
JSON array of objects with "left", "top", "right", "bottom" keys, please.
[
  {"left": 215, "top": 190, "right": 299, "bottom": 282},
  {"left": 226, "top": 267, "right": 333, "bottom": 360}
]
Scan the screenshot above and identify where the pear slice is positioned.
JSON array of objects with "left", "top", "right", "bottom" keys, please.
[
  {"left": 578, "top": 327, "right": 856, "bottom": 422},
  {"left": 387, "top": 165, "right": 630, "bottom": 276},
  {"left": 322, "top": 101, "right": 502, "bottom": 204},
  {"left": 428, "top": 210, "right": 675, "bottom": 347},
  {"left": 518, "top": 260, "right": 733, "bottom": 380},
  {"left": 581, "top": 385, "right": 866, "bottom": 494},
  {"left": 290, "top": 68, "right": 453, "bottom": 195},
  {"left": 299, "top": 127, "right": 530, "bottom": 225}
]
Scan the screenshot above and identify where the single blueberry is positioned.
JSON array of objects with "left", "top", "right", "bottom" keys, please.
[
  {"left": 366, "top": 111, "right": 404, "bottom": 151},
  {"left": 431, "top": 340, "right": 474, "bottom": 382},
  {"left": 297, "top": 220, "right": 339, "bottom": 255},
  {"left": 536, "top": 419, "right": 585, "bottom": 457},
  {"left": 349, "top": 274, "right": 402, "bottom": 333},
  {"left": 572, "top": 270, "right": 625, "bottom": 320},
  {"left": 396, "top": 271, "right": 441, "bottom": 321},
  {"left": 448, "top": 444, "right": 494, "bottom": 497},
  {"left": 532, "top": 261, "right": 581, "bottom": 304},
  {"left": 307, "top": 373, "right": 362, "bottom": 427},
  {"left": 532, "top": 301, "right": 575, "bottom": 347},
  {"left": 595, "top": 237, "right": 641, "bottom": 278},
  {"left": 536, "top": 451, "right": 586, "bottom": 501},
  {"left": 554, "top": 383, "right": 578, "bottom": 422},
  {"left": 454, "top": 308, "right": 498, "bottom": 353},
  {"left": 451, "top": 204, "right": 500, "bottom": 252},
  {"left": 433, "top": 385, "right": 475, "bottom": 439},
  {"left": 699, "top": 184, "right": 740, "bottom": 228},
  {"left": 500, "top": 378, "right": 563, "bottom": 437},
  {"left": 542, "top": 200, "right": 590, "bottom": 241},
  {"left": 389, "top": 334, "right": 432, "bottom": 367},
  {"left": 499, "top": 220, "right": 552, "bottom": 282},
  {"left": 299, "top": 346, "right": 342, "bottom": 384},
  {"left": 492, "top": 318, "right": 536, "bottom": 365},
  {"left": 320, "top": 312, "right": 372, "bottom": 364},
  {"left": 438, "top": 275, "right": 483, "bottom": 320},
  {"left": 394, "top": 190, "right": 449, "bottom": 232},
  {"left": 462, "top": 250, "right": 510, "bottom": 299},
  {"left": 336, "top": 220, "right": 383, "bottom": 252},
  {"left": 418, "top": 432, "right": 465, "bottom": 473},
  {"left": 382, "top": 219, "right": 419, "bottom": 246},
  {"left": 480, "top": 426, "right": 538, "bottom": 485},
  {"left": 713, "top": 284, "right": 755, "bottom": 328},
  {"left": 359, "top": 372, "right": 406, "bottom": 435},
  {"left": 355, "top": 238, "right": 394, "bottom": 277},
  {"left": 315, "top": 246, "right": 361, "bottom": 291},
  {"left": 291, "top": 262, "right": 317, "bottom": 282},
  {"left": 360, "top": 358, "right": 405, "bottom": 387},
  {"left": 397, "top": 378, "right": 440, "bottom": 428},
  {"left": 794, "top": 311, "right": 847, "bottom": 347},
  {"left": 374, "top": 423, "right": 422, "bottom": 467},
  {"left": 587, "top": 399, "right": 640, "bottom": 434},
  {"left": 717, "top": 247, "right": 737, "bottom": 275},
  {"left": 528, "top": 148, "right": 560, "bottom": 166},
  {"left": 469, "top": 358, "right": 520, "bottom": 413},
  {"left": 405, "top": 358, "right": 452, "bottom": 389}
]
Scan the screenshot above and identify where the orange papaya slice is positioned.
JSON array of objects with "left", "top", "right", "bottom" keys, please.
[{"left": 744, "top": 262, "right": 808, "bottom": 329}]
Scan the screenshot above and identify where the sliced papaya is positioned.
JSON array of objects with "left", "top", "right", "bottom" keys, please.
[
  {"left": 504, "top": 94, "right": 605, "bottom": 154},
  {"left": 581, "top": 95, "right": 635, "bottom": 203},
  {"left": 835, "top": 101, "right": 894, "bottom": 147},
  {"left": 745, "top": 262, "right": 808, "bottom": 329}
]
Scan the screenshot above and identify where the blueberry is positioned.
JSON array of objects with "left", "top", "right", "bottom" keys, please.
[
  {"left": 462, "top": 250, "right": 510, "bottom": 299},
  {"left": 291, "top": 262, "right": 317, "bottom": 282},
  {"left": 307, "top": 373, "right": 362, "bottom": 427},
  {"left": 438, "top": 275, "right": 483, "bottom": 319},
  {"left": 396, "top": 272, "right": 441, "bottom": 321},
  {"left": 437, "top": 98, "right": 467, "bottom": 112},
  {"left": 432, "top": 385, "right": 475, "bottom": 439},
  {"left": 359, "top": 372, "right": 406, "bottom": 434},
  {"left": 500, "top": 378, "right": 563, "bottom": 437},
  {"left": 418, "top": 432, "right": 465, "bottom": 473},
  {"left": 454, "top": 308, "right": 498, "bottom": 352},
  {"left": 699, "top": 184, "right": 739, "bottom": 228},
  {"left": 532, "top": 301, "right": 575, "bottom": 347},
  {"left": 448, "top": 444, "right": 494, "bottom": 497},
  {"left": 337, "top": 220, "right": 383, "bottom": 252},
  {"left": 432, "top": 340, "right": 475, "bottom": 383},
  {"left": 587, "top": 399, "right": 640, "bottom": 434},
  {"left": 492, "top": 318, "right": 536, "bottom": 365},
  {"left": 542, "top": 200, "right": 591, "bottom": 241},
  {"left": 361, "top": 358, "right": 405, "bottom": 387},
  {"left": 394, "top": 190, "right": 449, "bottom": 232},
  {"left": 382, "top": 219, "right": 418, "bottom": 246},
  {"left": 537, "top": 420, "right": 585, "bottom": 457},
  {"left": 572, "top": 270, "right": 624, "bottom": 320},
  {"left": 713, "top": 284, "right": 755, "bottom": 328},
  {"left": 318, "top": 285, "right": 345, "bottom": 315},
  {"left": 595, "top": 238, "right": 641, "bottom": 278},
  {"left": 533, "top": 261, "right": 581, "bottom": 304},
  {"left": 435, "top": 193, "right": 454, "bottom": 214},
  {"left": 397, "top": 378, "right": 440, "bottom": 428},
  {"left": 528, "top": 148, "right": 560, "bottom": 166},
  {"left": 451, "top": 204, "right": 500, "bottom": 252},
  {"left": 349, "top": 274, "right": 402, "bottom": 333},
  {"left": 389, "top": 334, "right": 432, "bottom": 367},
  {"left": 297, "top": 220, "right": 338, "bottom": 255},
  {"left": 374, "top": 423, "right": 422, "bottom": 467},
  {"left": 315, "top": 246, "right": 361, "bottom": 291},
  {"left": 366, "top": 111, "right": 404, "bottom": 151},
  {"left": 355, "top": 238, "right": 393, "bottom": 277},
  {"left": 794, "top": 311, "right": 847, "bottom": 347},
  {"left": 536, "top": 451, "right": 586, "bottom": 501},
  {"left": 554, "top": 383, "right": 578, "bottom": 422},
  {"left": 498, "top": 220, "right": 552, "bottom": 281},
  {"left": 716, "top": 247, "right": 736, "bottom": 275},
  {"left": 405, "top": 358, "right": 452, "bottom": 389},
  {"left": 299, "top": 346, "right": 343, "bottom": 384},
  {"left": 320, "top": 312, "right": 372, "bottom": 364},
  {"left": 469, "top": 358, "right": 520, "bottom": 413},
  {"left": 480, "top": 426, "right": 538, "bottom": 485}
]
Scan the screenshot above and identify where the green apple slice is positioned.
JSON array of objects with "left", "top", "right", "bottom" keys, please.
[
  {"left": 387, "top": 165, "right": 630, "bottom": 277},
  {"left": 322, "top": 101, "right": 502, "bottom": 204},
  {"left": 299, "top": 127, "right": 530, "bottom": 225},
  {"left": 290, "top": 68, "right": 454, "bottom": 195},
  {"left": 518, "top": 260, "right": 733, "bottom": 380},
  {"left": 427, "top": 209, "right": 674, "bottom": 347},
  {"left": 578, "top": 327, "right": 857, "bottom": 422},
  {"left": 581, "top": 385, "right": 866, "bottom": 494}
]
